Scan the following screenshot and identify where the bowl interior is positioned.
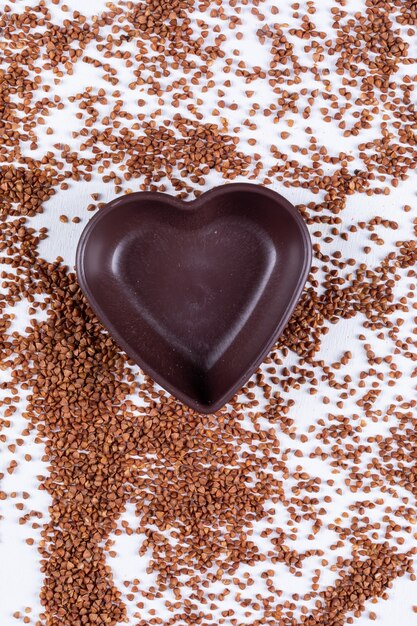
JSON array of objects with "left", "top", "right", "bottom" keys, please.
[{"left": 77, "top": 185, "right": 311, "bottom": 412}]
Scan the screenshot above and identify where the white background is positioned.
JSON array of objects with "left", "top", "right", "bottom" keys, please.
[{"left": 1, "top": 0, "right": 417, "bottom": 624}]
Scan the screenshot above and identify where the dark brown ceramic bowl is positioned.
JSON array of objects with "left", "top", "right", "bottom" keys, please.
[{"left": 76, "top": 183, "right": 311, "bottom": 413}]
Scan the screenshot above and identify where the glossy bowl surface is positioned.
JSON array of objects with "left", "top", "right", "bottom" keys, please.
[{"left": 76, "top": 183, "right": 312, "bottom": 413}]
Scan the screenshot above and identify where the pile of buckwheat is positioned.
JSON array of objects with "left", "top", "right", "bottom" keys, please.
[{"left": 1, "top": 0, "right": 417, "bottom": 625}]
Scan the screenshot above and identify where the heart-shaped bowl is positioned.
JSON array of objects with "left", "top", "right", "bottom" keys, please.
[{"left": 76, "top": 183, "right": 311, "bottom": 413}]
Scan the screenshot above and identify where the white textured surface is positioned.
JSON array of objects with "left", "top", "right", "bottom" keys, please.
[{"left": 1, "top": 0, "right": 417, "bottom": 624}]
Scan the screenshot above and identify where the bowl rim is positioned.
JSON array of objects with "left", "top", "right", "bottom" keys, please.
[{"left": 76, "top": 182, "right": 312, "bottom": 413}]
